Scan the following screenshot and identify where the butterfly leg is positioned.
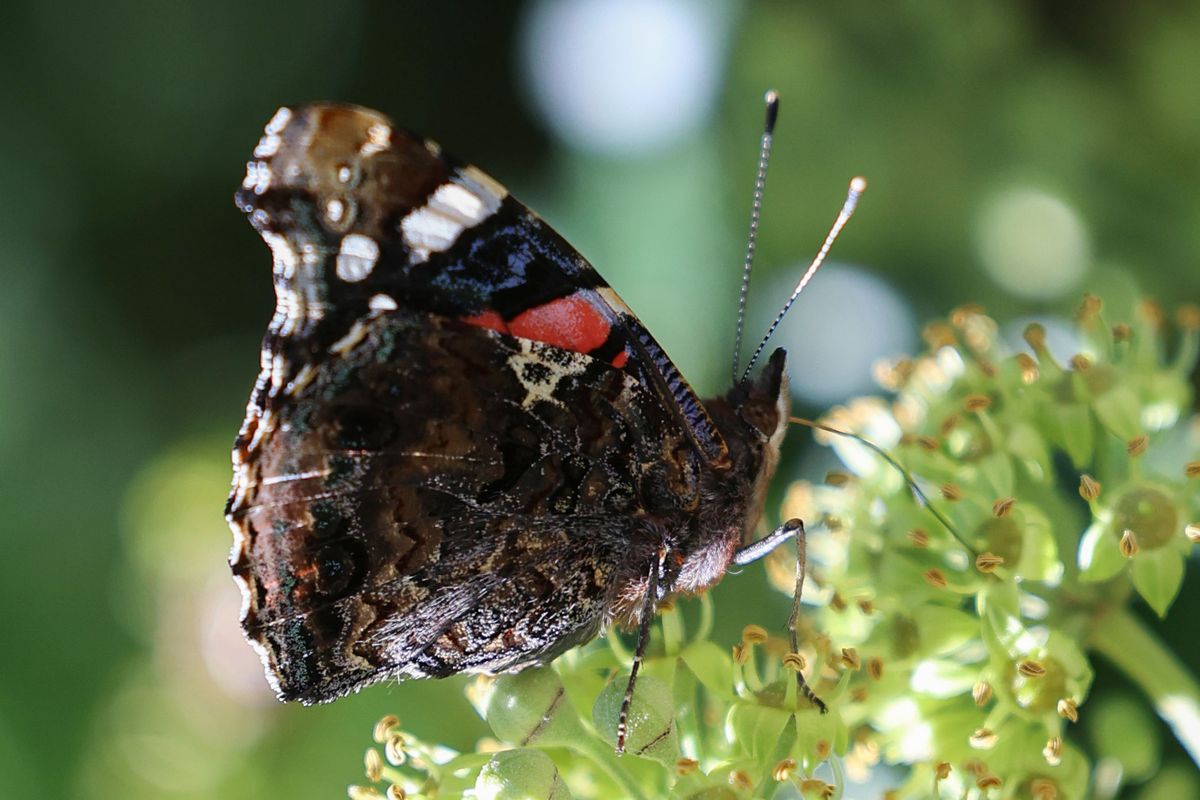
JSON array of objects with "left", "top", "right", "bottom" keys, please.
[
  {"left": 732, "top": 517, "right": 803, "bottom": 566},
  {"left": 616, "top": 547, "right": 665, "bottom": 755},
  {"left": 733, "top": 518, "right": 828, "bottom": 713}
]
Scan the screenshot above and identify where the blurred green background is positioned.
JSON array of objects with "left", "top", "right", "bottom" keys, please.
[{"left": 1, "top": 1, "right": 1197, "bottom": 797}]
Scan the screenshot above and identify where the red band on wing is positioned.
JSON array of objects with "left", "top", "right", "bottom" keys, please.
[
  {"left": 462, "top": 309, "right": 510, "bottom": 335},
  {"left": 508, "top": 293, "right": 612, "bottom": 354},
  {"left": 462, "top": 292, "right": 626, "bottom": 366}
]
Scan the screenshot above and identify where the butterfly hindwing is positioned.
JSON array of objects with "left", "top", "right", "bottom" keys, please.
[
  {"left": 232, "top": 308, "right": 668, "bottom": 700},
  {"left": 228, "top": 104, "right": 736, "bottom": 700}
]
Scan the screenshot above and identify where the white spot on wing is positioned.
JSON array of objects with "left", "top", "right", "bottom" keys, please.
[
  {"left": 326, "top": 198, "right": 345, "bottom": 223},
  {"left": 230, "top": 569, "right": 253, "bottom": 619},
  {"left": 254, "top": 133, "right": 282, "bottom": 158},
  {"left": 336, "top": 234, "right": 379, "bottom": 282},
  {"left": 261, "top": 232, "right": 297, "bottom": 278},
  {"left": 459, "top": 165, "right": 508, "bottom": 203},
  {"left": 360, "top": 123, "right": 391, "bottom": 156},
  {"left": 399, "top": 166, "right": 507, "bottom": 265},
  {"left": 369, "top": 294, "right": 398, "bottom": 312},
  {"left": 264, "top": 106, "right": 292, "bottom": 135},
  {"left": 246, "top": 408, "right": 275, "bottom": 453},
  {"left": 242, "top": 161, "right": 272, "bottom": 194},
  {"left": 401, "top": 206, "right": 464, "bottom": 259},
  {"left": 428, "top": 183, "right": 486, "bottom": 225},
  {"left": 270, "top": 352, "right": 287, "bottom": 393}
]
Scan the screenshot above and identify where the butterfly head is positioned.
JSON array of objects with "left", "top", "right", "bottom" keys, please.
[
  {"left": 716, "top": 346, "right": 790, "bottom": 537},
  {"left": 730, "top": 346, "right": 790, "bottom": 447}
]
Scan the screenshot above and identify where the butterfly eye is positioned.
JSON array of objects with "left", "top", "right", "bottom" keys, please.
[{"left": 739, "top": 405, "right": 774, "bottom": 441}]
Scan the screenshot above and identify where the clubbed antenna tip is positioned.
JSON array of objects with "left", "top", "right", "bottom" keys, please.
[{"left": 764, "top": 90, "right": 780, "bottom": 134}]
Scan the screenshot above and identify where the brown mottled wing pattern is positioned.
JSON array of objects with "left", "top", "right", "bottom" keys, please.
[
  {"left": 227, "top": 104, "right": 732, "bottom": 702},
  {"left": 231, "top": 310, "right": 693, "bottom": 701}
]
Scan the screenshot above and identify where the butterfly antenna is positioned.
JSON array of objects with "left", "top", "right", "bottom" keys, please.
[
  {"left": 788, "top": 415, "right": 975, "bottom": 553},
  {"left": 730, "top": 90, "right": 780, "bottom": 385},
  {"left": 740, "top": 176, "right": 867, "bottom": 383}
]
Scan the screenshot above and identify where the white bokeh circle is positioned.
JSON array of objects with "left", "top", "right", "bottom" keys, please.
[
  {"left": 976, "top": 186, "right": 1090, "bottom": 300},
  {"left": 520, "top": 0, "right": 726, "bottom": 156},
  {"left": 754, "top": 264, "right": 917, "bottom": 406}
]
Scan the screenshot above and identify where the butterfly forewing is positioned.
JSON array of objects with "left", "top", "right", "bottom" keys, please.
[{"left": 227, "top": 104, "right": 744, "bottom": 702}]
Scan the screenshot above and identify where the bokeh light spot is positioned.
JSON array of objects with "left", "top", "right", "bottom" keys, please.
[
  {"left": 758, "top": 264, "right": 916, "bottom": 406},
  {"left": 976, "top": 187, "right": 1090, "bottom": 300},
  {"left": 520, "top": 0, "right": 726, "bottom": 155}
]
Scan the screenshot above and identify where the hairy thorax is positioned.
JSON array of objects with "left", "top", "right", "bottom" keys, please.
[{"left": 608, "top": 348, "right": 790, "bottom": 625}]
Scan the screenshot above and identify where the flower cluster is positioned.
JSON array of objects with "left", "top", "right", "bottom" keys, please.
[
  {"left": 772, "top": 295, "right": 1199, "bottom": 798},
  {"left": 348, "top": 295, "right": 1198, "bottom": 799},
  {"left": 348, "top": 601, "right": 849, "bottom": 799}
]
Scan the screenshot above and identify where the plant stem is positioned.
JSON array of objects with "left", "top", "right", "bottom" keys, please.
[
  {"left": 1089, "top": 605, "right": 1200, "bottom": 767},
  {"left": 570, "top": 733, "right": 652, "bottom": 800}
]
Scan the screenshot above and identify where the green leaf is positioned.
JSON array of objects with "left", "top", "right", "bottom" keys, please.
[
  {"left": 987, "top": 721, "right": 1091, "bottom": 800},
  {"left": 1137, "top": 764, "right": 1200, "bottom": 800},
  {"left": 1013, "top": 505, "right": 1062, "bottom": 582},
  {"left": 678, "top": 640, "right": 735, "bottom": 700},
  {"left": 979, "top": 581, "right": 1026, "bottom": 658},
  {"left": 677, "top": 788, "right": 740, "bottom": 800},
  {"left": 1131, "top": 549, "right": 1186, "bottom": 617},
  {"left": 979, "top": 579, "right": 1020, "bottom": 620},
  {"left": 723, "top": 702, "right": 792, "bottom": 762},
  {"left": 975, "top": 451, "right": 1015, "bottom": 498},
  {"left": 1086, "top": 694, "right": 1162, "bottom": 782},
  {"left": 1091, "top": 384, "right": 1143, "bottom": 440},
  {"left": 1052, "top": 403, "right": 1095, "bottom": 468},
  {"left": 1044, "top": 631, "right": 1094, "bottom": 689},
  {"left": 909, "top": 657, "right": 977, "bottom": 698},
  {"left": 1078, "top": 521, "right": 1126, "bottom": 582},
  {"left": 1005, "top": 420, "right": 1053, "bottom": 483},
  {"left": 757, "top": 714, "right": 798, "bottom": 792},
  {"left": 911, "top": 604, "right": 981, "bottom": 657}
]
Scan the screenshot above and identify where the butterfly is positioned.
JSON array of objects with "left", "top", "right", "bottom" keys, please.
[{"left": 226, "top": 98, "right": 862, "bottom": 752}]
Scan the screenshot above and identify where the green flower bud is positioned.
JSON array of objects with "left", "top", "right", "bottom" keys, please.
[
  {"left": 1113, "top": 485, "right": 1178, "bottom": 550},
  {"left": 979, "top": 515, "right": 1022, "bottom": 566},
  {"left": 592, "top": 672, "right": 677, "bottom": 765},
  {"left": 486, "top": 667, "right": 588, "bottom": 748},
  {"left": 475, "top": 748, "right": 573, "bottom": 800}
]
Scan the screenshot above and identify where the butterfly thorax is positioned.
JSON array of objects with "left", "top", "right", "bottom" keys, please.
[{"left": 610, "top": 348, "right": 790, "bottom": 622}]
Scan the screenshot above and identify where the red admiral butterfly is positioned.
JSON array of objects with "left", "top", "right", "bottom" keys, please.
[{"left": 227, "top": 97, "right": 863, "bottom": 752}]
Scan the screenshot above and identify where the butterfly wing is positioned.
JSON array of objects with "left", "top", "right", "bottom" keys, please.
[{"left": 228, "top": 104, "right": 726, "bottom": 701}]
